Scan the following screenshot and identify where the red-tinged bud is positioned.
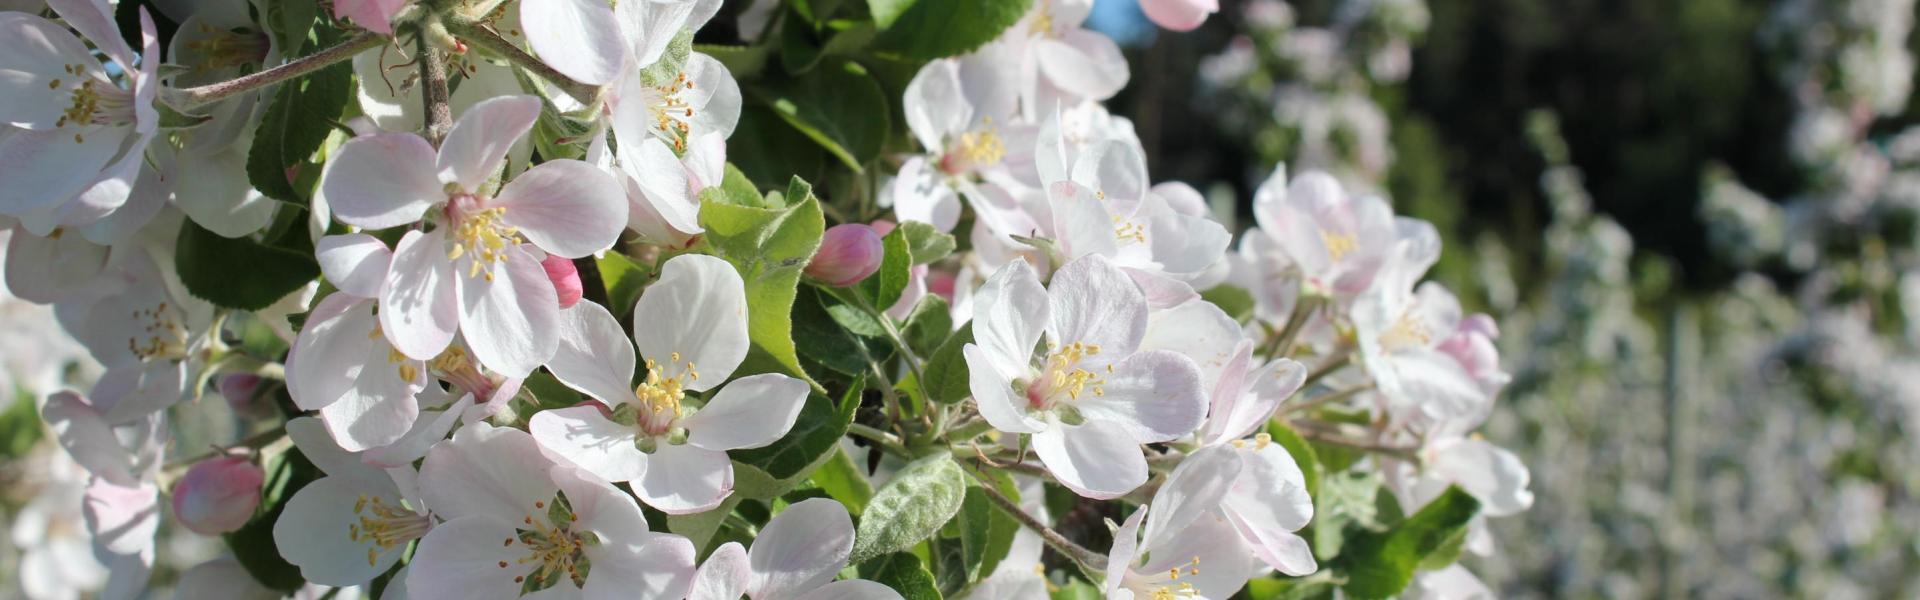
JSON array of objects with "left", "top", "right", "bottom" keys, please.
[
  {"left": 171, "top": 456, "right": 264, "bottom": 535},
  {"left": 807, "top": 224, "right": 884, "bottom": 287},
  {"left": 542, "top": 254, "right": 584, "bottom": 309}
]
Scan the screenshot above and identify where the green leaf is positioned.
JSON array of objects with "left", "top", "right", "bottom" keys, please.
[
  {"left": 1245, "top": 577, "right": 1338, "bottom": 600},
  {"left": 700, "top": 163, "right": 774, "bottom": 209},
  {"left": 866, "top": 0, "right": 916, "bottom": 29},
  {"left": 175, "top": 220, "right": 320, "bottom": 310},
  {"left": 945, "top": 477, "right": 1019, "bottom": 589},
  {"left": 859, "top": 552, "right": 941, "bottom": 600},
  {"left": 639, "top": 29, "right": 695, "bottom": 87},
  {"left": 851, "top": 453, "right": 967, "bottom": 564},
  {"left": 732, "top": 106, "right": 828, "bottom": 192},
  {"left": 762, "top": 60, "right": 890, "bottom": 171},
  {"left": 1200, "top": 284, "right": 1257, "bottom": 323},
  {"left": 1336, "top": 487, "right": 1482, "bottom": 600},
  {"left": 896, "top": 221, "right": 955, "bottom": 265},
  {"left": 263, "top": 0, "right": 318, "bottom": 56},
  {"left": 699, "top": 190, "right": 826, "bottom": 383},
  {"left": 731, "top": 377, "right": 863, "bottom": 499},
  {"left": 667, "top": 496, "right": 743, "bottom": 555},
  {"left": 596, "top": 253, "right": 652, "bottom": 318},
  {"left": 1050, "top": 578, "right": 1102, "bottom": 600},
  {"left": 794, "top": 287, "right": 881, "bottom": 376},
  {"left": 921, "top": 323, "right": 974, "bottom": 404},
  {"left": 226, "top": 445, "right": 323, "bottom": 591},
  {"left": 870, "top": 0, "right": 1032, "bottom": 60},
  {"left": 781, "top": 9, "right": 826, "bottom": 74},
  {"left": 856, "top": 225, "right": 913, "bottom": 310},
  {"left": 519, "top": 370, "right": 583, "bottom": 410},
  {"left": 812, "top": 446, "right": 875, "bottom": 515},
  {"left": 0, "top": 395, "right": 42, "bottom": 460},
  {"left": 246, "top": 28, "right": 352, "bottom": 205},
  {"left": 901, "top": 295, "right": 953, "bottom": 357},
  {"left": 700, "top": 43, "right": 775, "bottom": 90}
]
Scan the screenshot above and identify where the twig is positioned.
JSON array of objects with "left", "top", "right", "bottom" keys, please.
[
  {"left": 163, "top": 32, "right": 385, "bottom": 111},
  {"left": 1283, "top": 382, "right": 1374, "bottom": 416},
  {"left": 1262, "top": 295, "right": 1322, "bottom": 360},
  {"left": 967, "top": 465, "right": 1108, "bottom": 570},
  {"left": 1303, "top": 349, "right": 1353, "bottom": 388},
  {"left": 847, "top": 423, "right": 908, "bottom": 457},
  {"left": 1289, "top": 420, "right": 1419, "bottom": 461},
  {"left": 416, "top": 35, "right": 453, "bottom": 146},
  {"left": 446, "top": 20, "right": 599, "bottom": 106}
]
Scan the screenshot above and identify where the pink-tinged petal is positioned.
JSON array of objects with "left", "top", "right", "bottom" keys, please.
[
  {"left": 1101, "top": 505, "right": 1148, "bottom": 599},
  {"left": 632, "top": 254, "right": 749, "bottom": 391},
  {"left": 1140, "top": 0, "right": 1216, "bottom": 31},
  {"left": 1139, "top": 299, "right": 1243, "bottom": 389},
  {"left": 522, "top": 0, "right": 628, "bottom": 86},
  {"left": 0, "top": 127, "right": 125, "bottom": 215},
  {"left": 455, "top": 245, "right": 560, "bottom": 377},
  {"left": 320, "top": 133, "right": 443, "bottom": 230},
  {"left": 584, "top": 533, "right": 698, "bottom": 600},
  {"left": 794, "top": 580, "right": 904, "bottom": 600},
  {"left": 1223, "top": 446, "right": 1316, "bottom": 575},
  {"left": 749, "top": 498, "right": 855, "bottom": 600},
  {"left": 407, "top": 516, "right": 534, "bottom": 600},
  {"left": 362, "top": 394, "right": 475, "bottom": 468},
  {"left": 634, "top": 443, "right": 732, "bottom": 515},
  {"left": 1036, "top": 31, "right": 1128, "bottom": 102},
  {"left": 317, "top": 234, "right": 394, "bottom": 299},
  {"left": 332, "top": 0, "right": 407, "bottom": 34},
  {"left": 1074, "top": 350, "right": 1207, "bottom": 444},
  {"left": 437, "top": 95, "right": 542, "bottom": 191},
  {"left": 681, "top": 374, "right": 807, "bottom": 451},
  {"left": 1032, "top": 419, "right": 1147, "bottom": 499},
  {"left": 543, "top": 254, "right": 585, "bottom": 309},
  {"left": 95, "top": 360, "right": 186, "bottom": 425},
  {"left": 1206, "top": 353, "right": 1303, "bottom": 444},
  {"left": 616, "top": 0, "right": 696, "bottom": 68},
  {"left": 1121, "top": 268, "right": 1198, "bottom": 310},
  {"left": 965, "top": 344, "right": 1044, "bottom": 434},
  {"left": 495, "top": 159, "right": 628, "bottom": 258},
  {"left": 1140, "top": 444, "right": 1240, "bottom": 547},
  {"left": 0, "top": 13, "right": 103, "bottom": 128},
  {"left": 417, "top": 423, "right": 560, "bottom": 522},
  {"left": 286, "top": 294, "right": 376, "bottom": 411},
  {"left": 170, "top": 456, "right": 264, "bottom": 535},
  {"left": 903, "top": 60, "right": 971, "bottom": 151},
  {"left": 548, "top": 300, "right": 638, "bottom": 407},
  {"left": 551, "top": 465, "right": 651, "bottom": 540},
  {"left": 617, "top": 136, "right": 704, "bottom": 238},
  {"left": 689, "top": 541, "right": 750, "bottom": 600},
  {"left": 886, "top": 156, "right": 961, "bottom": 232},
  {"left": 1134, "top": 514, "right": 1256, "bottom": 599},
  {"left": 1430, "top": 439, "right": 1533, "bottom": 517},
  {"left": 1046, "top": 255, "right": 1147, "bottom": 357},
  {"left": 4, "top": 228, "right": 108, "bottom": 304},
  {"left": 529, "top": 406, "right": 647, "bottom": 484},
  {"left": 42, "top": 391, "right": 135, "bottom": 485},
  {"left": 972, "top": 258, "right": 1049, "bottom": 377},
  {"left": 380, "top": 230, "right": 459, "bottom": 361},
  {"left": 318, "top": 334, "right": 424, "bottom": 452},
  {"left": 83, "top": 478, "right": 158, "bottom": 557}
]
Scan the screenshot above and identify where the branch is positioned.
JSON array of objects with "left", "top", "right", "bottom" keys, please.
[
  {"left": 416, "top": 35, "right": 453, "bottom": 145},
  {"left": 162, "top": 32, "right": 385, "bottom": 111},
  {"left": 447, "top": 20, "right": 600, "bottom": 106},
  {"left": 967, "top": 466, "right": 1108, "bottom": 570}
]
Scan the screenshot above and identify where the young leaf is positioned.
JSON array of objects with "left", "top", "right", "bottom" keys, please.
[
  {"left": 761, "top": 60, "right": 891, "bottom": 171},
  {"left": 812, "top": 446, "right": 875, "bottom": 515},
  {"left": 247, "top": 28, "right": 353, "bottom": 205},
  {"left": 700, "top": 189, "right": 826, "bottom": 383},
  {"left": 596, "top": 253, "right": 652, "bottom": 318},
  {"left": 1336, "top": 487, "right": 1483, "bottom": 600},
  {"left": 896, "top": 221, "right": 955, "bottom": 265},
  {"left": 175, "top": 220, "right": 320, "bottom": 310},
  {"left": 870, "top": 0, "right": 1032, "bottom": 60},
  {"left": 794, "top": 287, "right": 884, "bottom": 376},
  {"left": 851, "top": 453, "right": 967, "bottom": 564},
  {"left": 855, "top": 225, "right": 913, "bottom": 311},
  {"left": 921, "top": 323, "right": 974, "bottom": 404},
  {"left": 859, "top": 552, "right": 940, "bottom": 600},
  {"left": 901, "top": 295, "right": 953, "bottom": 357}
]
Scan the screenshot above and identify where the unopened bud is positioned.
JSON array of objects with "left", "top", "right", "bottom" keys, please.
[
  {"left": 807, "top": 224, "right": 884, "bottom": 287},
  {"left": 171, "top": 456, "right": 264, "bottom": 535},
  {"left": 217, "top": 374, "right": 266, "bottom": 417},
  {"left": 542, "top": 254, "right": 583, "bottom": 309}
]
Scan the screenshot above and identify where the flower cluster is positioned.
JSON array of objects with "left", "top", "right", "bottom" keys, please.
[{"left": 0, "top": 0, "right": 1527, "bottom": 598}]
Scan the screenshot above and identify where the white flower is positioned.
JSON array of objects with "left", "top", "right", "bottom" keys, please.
[
  {"left": 1002, "top": 0, "right": 1130, "bottom": 107},
  {"left": 0, "top": 4, "right": 161, "bottom": 235},
  {"left": 39, "top": 390, "right": 167, "bottom": 597},
  {"left": 531, "top": 254, "right": 808, "bottom": 514},
  {"left": 1102, "top": 445, "right": 1258, "bottom": 600},
  {"left": 53, "top": 247, "right": 214, "bottom": 424},
  {"left": 964, "top": 255, "right": 1208, "bottom": 498},
  {"left": 174, "top": 557, "right": 282, "bottom": 600},
  {"left": 1352, "top": 232, "right": 1489, "bottom": 422},
  {"left": 1249, "top": 168, "right": 1404, "bottom": 302},
  {"left": 685, "top": 498, "right": 902, "bottom": 600},
  {"left": 319, "top": 95, "right": 627, "bottom": 377},
  {"left": 890, "top": 52, "right": 1035, "bottom": 233},
  {"left": 274, "top": 417, "right": 437, "bottom": 587},
  {"left": 10, "top": 451, "right": 109, "bottom": 600},
  {"left": 409, "top": 422, "right": 698, "bottom": 600}
]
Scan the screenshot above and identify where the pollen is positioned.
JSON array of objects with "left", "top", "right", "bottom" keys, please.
[
  {"left": 1320, "top": 229, "right": 1358, "bottom": 262},
  {"left": 447, "top": 202, "right": 519, "bottom": 281}
]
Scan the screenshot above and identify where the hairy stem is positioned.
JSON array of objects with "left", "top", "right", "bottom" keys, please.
[
  {"left": 163, "top": 32, "right": 385, "bottom": 111},
  {"left": 968, "top": 466, "right": 1108, "bottom": 570},
  {"left": 417, "top": 35, "right": 453, "bottom": 145},
  {"left": 446, "top": 20, "right": 600, "bottom": 106}
]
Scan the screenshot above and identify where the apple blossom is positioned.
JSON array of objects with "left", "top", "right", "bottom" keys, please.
[
  {"left": 685, "top": 498, "right": 902, "bottom": 600},
  {"left": 275, "top": 417, "right": 436, "bottom": 587},
  {"left": 542, "top": 254, "right": 585, "bottom": 309},
  {"left": 1102, "top": 445, "right": 1259, "bottom": 600},
  {"left": 1140, "top": 0, "right": 1218, "bottom": 32},
  {"left": 170, "top": 455, "right": 265, "bottom": 535},
  {"left": 531, "top": 255, "right": 808, "bottom": 513}
]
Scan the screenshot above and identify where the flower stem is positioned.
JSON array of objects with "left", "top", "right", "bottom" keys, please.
[
  {"left": 1283, "top": 382, "right": 1373, "bottom": 415},
  {"left": 967, "top": 465, "right": 1108, "bottom": 570},
  {"left": 417, "top": 34, "right": 453, "bottom": 146},
  {"left": 1303, "top": 348, "right": 1353, "bottom": 388},
  {"left": 446, "top": 20, "right": 600, "bottom": 106},
  {"left": 847, "top": 423, "right": 908, "bottom": 457},
  {"left": 162, "top": 32, "right": 385, "bottom": 111},
  {"left": 1263, "top": 295, "right": 1323, "bottom": 360}
]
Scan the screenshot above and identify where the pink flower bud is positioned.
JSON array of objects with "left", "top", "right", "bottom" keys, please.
[
  {"left": 218, "top": 374, "right": 261, "bottom": 409},
  {"left": 870, "top": 219, "right": 898, "bottom": 236},
  {"left": 1140, "top": 0, "right": 1218, "bottom": 32},
  {"left": 807, "top": 224, "right": 884, "bottom": 287},
  {"left": 171, "top": 456, "right": 264, "bottom": 535},
  {"left": 541, "top": 254, "right": 584, "bottom": 309}
]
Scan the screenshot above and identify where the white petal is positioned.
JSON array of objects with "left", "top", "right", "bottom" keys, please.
[
  {"left": 4, "top": 227, "right": 108, "bottom": 304},
  {"left": 287, "top": 294, "right": 377, "bottom": 411},
  {"left": 317, "top": 234, "right": 395, "bottom": 298},
  {"left": 380, "top": 230, "right": 459, "bottom": 361},
  {"left": 1101, "top": 505, "right": 1147, "bottom": 599},
  {"left": 174, "top": 558, "right": 280, "bottom": 600},
  {"left": 0, "top": 127, "right": 124, "bottom": 215},
  {"left": 688, "top": 542, "right": 749, "bottom": 600},
  {"left": 42, "top": 391, "right": 135, "bottom": 485},
  {"left": 320, "top": 133, "right": 443, "bottom": 230},
  {"left": 749, "top": 498, "right": 855, "bottom": 600},
  {"left": 169, "top": 145, "right": 276, "bottom": 237},
  {"left": 1046, "top": 255, "right": 1146, "bottom": 357},
  {"left": 362, "top": 394, "right": 474, "bottom": 468},
  {"left": 455, "top": 245, "right": 560, "bottom": 378},
  {"left": 548, "top": 300, "right": 638, "bottom": 406},
  {"left": 972, "top": 258, "right": 1048, "bottom": 377},
  {"left": 1141, "top": 444, "right": 1240, "bottom": 548},
  {"left": 496, "top": 159, "right": 629, "bottom": 258},
  {"left": 0, "top": 13, "right": 102, "bottom": 128},
  {"left": 1031, "top": 419, "right": 1146, "bottom": 499},
  {"left": 437, "top": 95, "right": 541, "bottom": 191},
  {"left": 1035, "top": 31, "right": 1128, "bottom": 102},
  {"left": 529, "top": 406, "right": 648, "bottom": 483},
  {"left": 681, "top": 374, "right": 807, "bottom": 451},
  {"left": 552, "top": 465, "right": 652, "bottom": 540},
  {"left": 286, "top": 416, "right": 387, "bottom": 486},
  {"left": 633, "top": 254, "right": 749, "bottom": 391},
  {"left": 617, "top": 0, "right": 695, "bottom": 68},
  {"left": 634, "top": 443, "right": 733, "bottom": 515},
  {"left": 619, "top": 137, "right": 704, "bottom": 239},
  {"left": 886, "top": 156, "right": 961, "bottom": 233},
  {"left": 794, "top": 580, "right": 905, "bottom": 600},
  {"left": 1073, "top": 350, "right": 1206, "bottom": 443},
  {"left": 583, "top": 533, "right": 698, "bottom": 600},
  {"left": 683, "top": 53, "right": 742, "bottom": 139},
  {"left": 417, "top": 423, "right": 559, "bottom": 522},
  {"left": 1135, "top": 514, "right": 1256, "bottom": 599},
  {"left": 406, "top": 516, "right": 533, "bottom": 600},
  {"left": 1430, "top": 439, "right": 1533, "bottom": 517},
  {"left": 82, "top": 478, "right": 158, "bottom": 557},
  {"left": 965, "top": 344, "right": 1045, "bottom": 434},
  {"left": 1139, "top": 299, "right": 1243, "bottom": 390},
  {"left": 273, "top": 475, "right": 409, "bottom": 586},
  {"left": 522, "top": 0, "right": 628, "bottom": 86},
  {"left": 903, "top": 60, "right": 970, "bottom": 151}
]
